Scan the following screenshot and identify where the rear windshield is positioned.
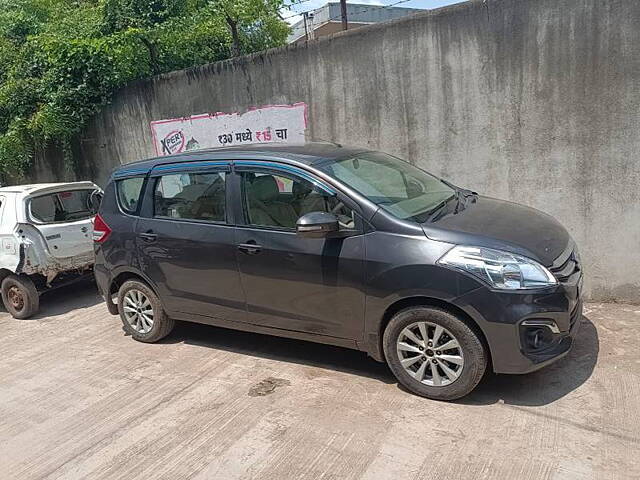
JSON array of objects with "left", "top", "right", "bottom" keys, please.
[{"left": 29, "top": 189, "right": 98, "bottom": 223}]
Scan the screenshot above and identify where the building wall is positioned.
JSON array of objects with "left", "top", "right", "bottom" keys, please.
[
  {"left": 36, "top": 0, "right": 640, "bottom": 302},
  {"left": 288, "top": 1, "right": 423, "bottom": 43}
]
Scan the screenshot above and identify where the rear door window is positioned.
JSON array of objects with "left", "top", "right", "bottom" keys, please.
[
  {"left": 154, "top": 171, "right": 226, "bottom": 222},
  {"left": 29, "top": 189, "right": 97, "bottom": 223}
]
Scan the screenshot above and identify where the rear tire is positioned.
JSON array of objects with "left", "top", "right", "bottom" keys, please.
[
  {"left": 118, "top": 279, "right": 174, "bottom": 343},
  {"left": 383, "top": 306, "right": 487, "bottom": 401},
  {"left": 1, "top": 274, "right": 39, "bottom": 319}
]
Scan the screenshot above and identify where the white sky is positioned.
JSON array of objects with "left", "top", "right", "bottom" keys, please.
[{"left": 281, "top": 0, "right": 467, "bottom": 25}]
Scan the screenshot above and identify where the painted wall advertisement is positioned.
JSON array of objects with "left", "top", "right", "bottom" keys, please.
[{"left": 150, "top": 103, "right": 307, "bottom": 156}]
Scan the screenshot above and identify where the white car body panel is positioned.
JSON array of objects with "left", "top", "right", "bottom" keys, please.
[{"left": 0, "top": 182, "right": 100, "bottom": 284}]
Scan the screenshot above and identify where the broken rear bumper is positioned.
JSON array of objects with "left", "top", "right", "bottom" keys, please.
[{"left": 19, "top": 244, "right": 94, "bottom": 285}]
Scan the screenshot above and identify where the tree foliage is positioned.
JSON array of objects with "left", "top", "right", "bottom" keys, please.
[{"left": 0, "top": 0, "right": 289, "bottom": 178}]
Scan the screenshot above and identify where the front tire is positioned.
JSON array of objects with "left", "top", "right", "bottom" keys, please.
[
  {"left": 118, "top": 280, "right": 174, "bottom": 343},
  {"left": 383, "top": 306, "right": 487, "bottom": 401},
  {"left": 1, "top": 274, "right": 39, "bottom": 319}
]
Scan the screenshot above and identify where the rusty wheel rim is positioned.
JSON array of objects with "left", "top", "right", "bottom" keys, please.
[{"left": 7, "top": 286, "right": 25, "bottom": 311}]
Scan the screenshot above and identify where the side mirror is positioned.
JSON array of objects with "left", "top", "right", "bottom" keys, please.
[{"left": 296, "top": 211, "right": 339, "bottom": 238}]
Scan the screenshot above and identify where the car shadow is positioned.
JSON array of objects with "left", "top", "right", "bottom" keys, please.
[
  {"left": 31, "top": 279, "right": 103, "bottom": 319},
  {"left": 163, "top": 315, "right": 599, "bottom": 405},
  {"left": 457, "top": 315, "right": 599, "bottom": 407},
  {"left": 1, "top": 278, "right": 600, "bottom": 406},
  {"left": 162, "top": 321, "right": 396, "bottom": 384}
]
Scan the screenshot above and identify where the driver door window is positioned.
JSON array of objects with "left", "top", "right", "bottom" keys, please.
[{"left": 240, "top": 171, "right": 354, "bottom": 230}]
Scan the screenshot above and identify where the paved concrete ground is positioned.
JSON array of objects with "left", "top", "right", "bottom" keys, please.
[{"left": 1, "top": 282, "right": 639, "bottom": 480}]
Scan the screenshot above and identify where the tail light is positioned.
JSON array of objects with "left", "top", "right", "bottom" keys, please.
[{"left": 93, "top": 214, "right": 112, "bottom": 243}]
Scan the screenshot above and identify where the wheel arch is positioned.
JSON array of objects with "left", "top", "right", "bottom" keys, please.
[
  {"left": 0, "top": 268, "right": 15, "bottom": 284},
  {"left": 110, "top": 271, "right": 149, "bottom": 295},
  {"left": 371, "top": 296, "right": 491, "bottom": 367},
  {"left": 106, "top": 269, "right": 163, "bottom": 315}
]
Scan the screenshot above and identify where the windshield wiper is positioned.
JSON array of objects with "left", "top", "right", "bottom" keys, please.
[
  {"left": 451, "top": 188, "right": 477, "bottom": 213},
  {"left": 426, "top": 193, "right": 457, "bottom": 221}
]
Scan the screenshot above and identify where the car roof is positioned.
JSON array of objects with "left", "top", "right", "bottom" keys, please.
[
  {"left": 112, "top": 142, "right": 370, "bottom": 178},
  {"left": 0, "top": 181, "right": 98, "bottom": 195}
]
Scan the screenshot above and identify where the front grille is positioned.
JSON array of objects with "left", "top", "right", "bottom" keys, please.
[{"left": 550, "top": 250, "right": 580, "bottom": 282}]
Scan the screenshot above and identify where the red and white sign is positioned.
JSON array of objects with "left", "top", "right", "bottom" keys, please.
[{"left": 150, "top": 103, "right": 308, "bottom": 156}]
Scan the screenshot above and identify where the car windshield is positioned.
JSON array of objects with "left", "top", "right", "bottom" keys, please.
[
  {"left": 29, "top": 189, "right": 98, "bottom": 223},
  {"left": 316, "top": 152, "right": 455, "bottom": 222}
]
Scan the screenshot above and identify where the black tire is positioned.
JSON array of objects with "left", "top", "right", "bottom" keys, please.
[
  {"left": 117, "top": 279, "right": 174, "bottom": 343},
  {"left": 383, "top": 306, "right": 487, "bottom": 401},
  {"left": 1, "top": 274, "right": 39, "bottom": 319}
]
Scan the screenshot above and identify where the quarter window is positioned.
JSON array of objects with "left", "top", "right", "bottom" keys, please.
[
  {"left": 241, "top": 171, "right": 354, "bottom": 229},
  {"left": 154, "top": 171, "right": 226, "bottom": 222},
  {"left": 116, "top": 177, "right": 145, "bottom": 214}
]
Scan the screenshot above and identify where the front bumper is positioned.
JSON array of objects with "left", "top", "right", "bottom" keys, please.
[{"left": 453, "top": 270, "right": 583, "bottom": 374}]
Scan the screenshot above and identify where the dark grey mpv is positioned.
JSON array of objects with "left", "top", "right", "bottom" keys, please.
[{"left": 94, "top": 143, "right": 583, "bottom": 400}]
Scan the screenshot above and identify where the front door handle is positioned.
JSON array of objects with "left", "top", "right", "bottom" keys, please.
[
  {"left": 237, "top": 242, "right": 262, "bottom": 255},
  {"left": 139, "top": 231, "right": 157, "bottom": 242}
]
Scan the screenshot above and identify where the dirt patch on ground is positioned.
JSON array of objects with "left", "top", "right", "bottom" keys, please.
[{"left": 248, "top": 377, "right": 291, "bottom": 397}]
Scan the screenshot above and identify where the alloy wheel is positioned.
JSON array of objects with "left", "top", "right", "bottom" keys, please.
[
  {"left": 123, "top": 289, "right": 154, "bottom": 334},
  {"left": 396, "top": 321, "right": 464, "bottom": 386}
]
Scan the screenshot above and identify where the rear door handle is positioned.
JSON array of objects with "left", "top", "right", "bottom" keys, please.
[
  {"left": 237, "top": 242, "right": 262, "bottom": 255},
  {"left": 139, "top": 232, "right": 157, "bottom": 242}
]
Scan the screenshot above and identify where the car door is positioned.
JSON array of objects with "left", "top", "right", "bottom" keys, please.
[
  {"left": 135, "top": 161, "right": 247, "bottom": 323},
  {"left": 233, "top": 163, "right": 366, "bottom": 340}
]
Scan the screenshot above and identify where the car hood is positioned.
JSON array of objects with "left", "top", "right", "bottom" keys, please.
[{"left": 421, "top": 196, "right": 571, "bottom": 267}]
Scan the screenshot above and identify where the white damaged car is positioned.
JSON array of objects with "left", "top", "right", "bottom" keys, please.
[{"left": 0, "top": 182, "right": 102, "bottom": 318}]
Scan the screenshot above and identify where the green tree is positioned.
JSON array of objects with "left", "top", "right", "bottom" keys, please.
[
  {"left": 0, "top": 0, "right": 289, "bottom": 179},
  {"left": 210, "top": 0, "right": 285, "bottom": 57}
]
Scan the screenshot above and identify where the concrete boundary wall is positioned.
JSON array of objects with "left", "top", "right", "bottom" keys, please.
[{"left": 36, "top": 0, "right": 640, "bottom": 302}]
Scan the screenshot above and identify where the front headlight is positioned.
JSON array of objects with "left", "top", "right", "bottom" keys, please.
[{"left": 438, "top": 245, "right": 557, "bottom": 290}]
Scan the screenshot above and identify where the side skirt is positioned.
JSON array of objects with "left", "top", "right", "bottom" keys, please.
[{"left": 169, "top": 310, "right": 361, "bottom": 351}]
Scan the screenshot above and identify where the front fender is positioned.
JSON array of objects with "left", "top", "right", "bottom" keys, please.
[{"left": 362, "top": 264, "right": 484, "bottom": 360}]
